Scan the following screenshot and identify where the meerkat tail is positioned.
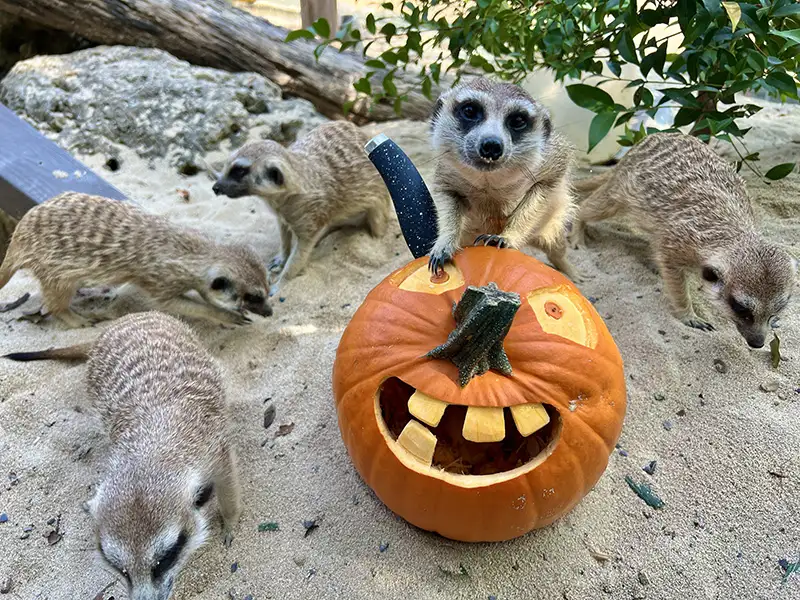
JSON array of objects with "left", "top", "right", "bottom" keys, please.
[
  {"left": 572, "top": 170, "right": 614, "bottom": 197},
  {"left": 4, "top": 342, "right": 92, "bottom": 362}
]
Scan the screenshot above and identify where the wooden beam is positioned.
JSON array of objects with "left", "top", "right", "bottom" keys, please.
[
  {"left": 0, "top": 0, "right": 442, "bottom": 123},
  {"left": 0, "top": 103, "right": 126, "bottom": 220},
  {"left": 300, "top": 0, "right": 337, "bottom": 31}
]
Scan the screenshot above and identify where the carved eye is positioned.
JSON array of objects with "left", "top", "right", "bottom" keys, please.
[
  {"left": 528, "top": 286, "right": 598, "bottom": 348},
  {"left": 396, "top": 262, "right": 465, "bottom": 295}
]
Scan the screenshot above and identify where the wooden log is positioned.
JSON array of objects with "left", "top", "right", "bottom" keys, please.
[
  {"left": 0, "top": 0, "right": 441, "bottom": 123},
  {"left": 300, "top": 0, "right": 337, "bottom": 31},
  {"left": 0, "top": 102, "right": 127, "bottom": 220}
]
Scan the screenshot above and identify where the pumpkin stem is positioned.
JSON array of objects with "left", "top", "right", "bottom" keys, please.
[{"left": 426, "top": 282, "right": 521, "bottom": 387}]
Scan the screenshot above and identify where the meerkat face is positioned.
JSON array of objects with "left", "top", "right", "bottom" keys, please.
[
  {"left": 88, "top": 472, "right": 216, "bottom": 600},
  {"left": 702, "top": 246, "right": 796, "bottom": 348},
  {"left": 204, "top": 243, "right": 272, "bottom": 317},
  {"left": 431, "top": 77, "right": 551, "bottom": 173},
  {"left": 213, "top": 141, "right": 289, "bottom": 199}
]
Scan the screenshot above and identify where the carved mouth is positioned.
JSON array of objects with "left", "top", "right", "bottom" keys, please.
[{"left": 376, "top": 377, "right": 561, "bottom": 483}]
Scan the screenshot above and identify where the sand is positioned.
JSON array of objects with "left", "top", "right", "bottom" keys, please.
[{"left": 1, "top": 101, "right": 799, "bottom": 600}]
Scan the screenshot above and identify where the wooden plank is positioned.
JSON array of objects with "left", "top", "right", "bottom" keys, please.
[
  {"left": 300, "top": 0, "right": 337, "bottom": 30},
  {"left": 0, "top": 102, "right": 126, "bottom": 220}
]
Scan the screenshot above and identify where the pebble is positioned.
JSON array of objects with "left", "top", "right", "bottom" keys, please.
[
  {"left": 653, "top": 392, "right": 665, "bottom": 402},
  {"left": 618, "top": 449, "right": 628, "bottom": 457},
  {"left": 663, "top": 420, "right": 673, "bottom": 431},
  {"left": 638, "top": 570, "right": 651, "bottom": 585},
  {"left": 231, "top": 562, "right": 238, "bottom": 573},
  {"left": 293, "top": 555, "right": 307, "bottom": 567},
  {"left": 713, "top": 359, "right": 728, "bottom": 374},
  {"left": 0, "top": 577, "right": 11, "bottom": 594},
  {"left": 0, "top": 514, "right": 7, "bottom": 524},
  {"left": 760, "top": 380, "right": 780, "bottom": 393},
  {"left": 263, "top": 405, "right": 276, "bottom": 430},
  {"left": 643, "top": 461, "right": 657, "bottom": 475},
  {"left": 676, "top": 409, "right": 686, "bottom": 417},
  {"left": 379, "top": 542, "right": 389, "bottom": 553}
]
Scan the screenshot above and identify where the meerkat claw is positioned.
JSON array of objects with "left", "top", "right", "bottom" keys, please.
[
  {"left": 684, "top": 318, "right": 714, "bottom": 332},
  {"left": 268, "top": 255, "right": 285, "bottom": 273},
  {"left": 428, "top": 251, "right": 450, "bottom": 275},
  {"left": 474, "top": 234, "right": 508, "bottom": 248}
]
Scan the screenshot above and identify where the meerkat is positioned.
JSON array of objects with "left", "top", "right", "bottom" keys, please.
[
  {"left": 0, "top": 192, "right": 272, "bottom": 328},
  {"left": 212, "top": 120, "right": 392, "bottom": 289},
  {"left": 427, "top": 77, "right": 579, "bottom": 280},
  {"left": 569, "top": 132, "right": 797, "bottom": 348},
  {"left": 5, "top": 311, "right": 241, "bottom": 599},
  {"left": 0, "top": 207, "right": 16, "bottom": 265}
]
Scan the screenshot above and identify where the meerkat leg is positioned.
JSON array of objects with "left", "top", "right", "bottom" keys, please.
[
  {"left": 570, "top": 188, "right": 623, "bottom": 249},
  {"left": 540, "top": 236, "right": 582, "bottom": 282},
  {"left": 365, "top": 203, "right": 389, "bottom": 238},
  {"left": 157, "top": 294, "right": 250, "bottom": 326},
  {"left": 269, "top": 221, "right": 293, "bottom": 273},
  {"left": 216, "top": 446, "right": 242, "bottom": 546},
  {"left": 429, "top": 192, "right": 468, "bottom": 273},
  {"left": 658, "top": 259, "right": 714, "bottom": 331},
  {"left": 278, "top": 228, "right": 326, "bottom": 282},
  {"left": 0, "top": 258, "right": 17, "bottom": 291},
  {"left": 40, "top": 279, "right": 92, "bottom": 328}
]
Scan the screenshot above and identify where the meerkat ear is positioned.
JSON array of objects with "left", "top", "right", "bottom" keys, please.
[{"left": 265, "top": 166, "right": 284, "bottom": 186}]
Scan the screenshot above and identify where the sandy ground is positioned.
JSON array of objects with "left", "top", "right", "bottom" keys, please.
[{"left": 1, "top": 101, "right": 799, "bottom": 600}]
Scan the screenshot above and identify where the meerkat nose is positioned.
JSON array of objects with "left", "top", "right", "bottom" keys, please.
[
  {"left": 212, "top": 182, "right": 223, "bottom": 195},
  {"left": 479, "top": 137, "right": 504, "bottom": 162}
]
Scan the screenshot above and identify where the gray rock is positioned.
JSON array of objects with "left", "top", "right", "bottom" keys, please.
[{"left": 0, "top": 46, "right": 327, "bottom": 170}]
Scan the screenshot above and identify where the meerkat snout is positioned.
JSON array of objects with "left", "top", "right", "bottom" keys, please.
[
  {"left": 203, "top": 244, "right": 272, "bottom": 318},
  {"left": 90, "top": 470, "right": 219, "bottom": 600},
  {"left": 214, "top": 142, "right": 288, "bottom": 199},
  {"left": 703, "top": 244, "right": 796, "bottom": 348}
]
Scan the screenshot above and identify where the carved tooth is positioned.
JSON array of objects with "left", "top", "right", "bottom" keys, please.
[
  {"left": 510, "top": 403, "right": 550, "bottom": 437},
  {"left": 408, "top": 390, "right": 448, "bottom": 427},
  {"left": 397, "top": 420, "right": 438, "bottom": 466},
  {"left": 462, "top": 406, "right": 505, "bottom": 443}
]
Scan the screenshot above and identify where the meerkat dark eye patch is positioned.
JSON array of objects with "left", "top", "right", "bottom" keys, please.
[
  {"left": 455, "top": 101, "right": 484, "bottom": 130},
  {"left": 729, "top": 298, "right": 754, "bottom": 321},
  {"left": 194, "top": 483, "right": 214, "bottom": 508},
  {"left": 265, "top": 166, "right": 284, "bottom": 186},
  {"left": 506, "top": 112, "right": 531, "bottom": 133},
  {"left": 211, "top": 277, "right": 232, "bottom": 291},
  {"left": 152, "top": 531, "right": 187, "bottom": 581},
  {"left": 228, "top": 163, "right": 251, "bottom": 181},
  {"left": 701, "top": 266, "right": 720, "bottom": 283},
  {"left": 244, "top": 293, "right": 265, "bottom": 305}
]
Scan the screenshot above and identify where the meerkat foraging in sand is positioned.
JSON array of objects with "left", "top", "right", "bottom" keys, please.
[
  {"left": 212, "top": 120, "right": 392, "bottom": 289},
  {"left": 570, "top": 132, "right": 797, "bottom": 348},
  {"left": 0, "top": 192, "right": 272, "bottom": 328},
  {"left": 427, "top": 77, "right": 579, "bottom": 280},
  {"left": 5, "top": 311, "right": 241, "bottom": 599}
]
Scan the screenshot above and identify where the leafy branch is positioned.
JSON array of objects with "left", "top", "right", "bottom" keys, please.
[{"left": 287, "top": 0, "right": 800, "bottom": 179}]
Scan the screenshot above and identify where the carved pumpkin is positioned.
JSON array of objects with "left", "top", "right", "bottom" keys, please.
[{"left": 332, "top": 246, "right": 626, "bottom": 542}]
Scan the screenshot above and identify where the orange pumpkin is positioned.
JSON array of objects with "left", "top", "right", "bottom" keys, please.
[{"left": 332, "top": 246, "right": 626, "bottom": 542}]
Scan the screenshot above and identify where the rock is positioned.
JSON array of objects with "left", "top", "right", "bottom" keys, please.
[
  {"left": 0, "top": 576, "right": 11, "bottom": 594},
  {"left": 713, "top": 358, "right": 728, "bottom": 374},
  {"left": 0, "top": 46, "right": 327, "bottom": 171},
  {"left": 760, "top": 380, "right": 780, "bottom": 393},
  {"left": 638, "top": 570, "right": 651, "bottom": 585}
]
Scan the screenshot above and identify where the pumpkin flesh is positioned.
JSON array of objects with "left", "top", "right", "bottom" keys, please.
[{"left": 333, "top": 247, "right": 626, "bottom": 542}]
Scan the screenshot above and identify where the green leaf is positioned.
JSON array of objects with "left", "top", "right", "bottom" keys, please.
[
  {"left": 765, "top": 72, "right": 798, "bottom": 97},
  {"left": 770, "top": 333, "right": 781, "bottom": 369},
  {"left": 342, "top": 100, "right": 355, "bottom": 116},
  {"left": 773, "top": 4, "right": 800, "bottom": 18},
  {"left": 285, "top": 29, "right": 316, "bottom": 43},
  {"left": 393, "top": 97, "right": 404, "bottom": 115},
  {"left": 380, "top": 23, "right": 397, "bottom": 38},
  {"left": 722, "top": 2, "right": 741, "bottom": 32},
  {"left": 673, "top": 107, "right": 703, "bottom": 127},
  {"left": 607, "top": 60, "right": 622, "bottom": 77},
  {"left": 366, "top": 13, "right": 377, "bottom": 35},
  {"left": 566, "top": 84, "right": 615, "bottom": 112},
  {"left": 616, "top": 31, "right": 638, "bottom": 64},
  {"left": 773, "top": 29, "right": 800, "bottom": 45},
  {"left": 765, "top": 162, "right": 796, "bottom": 180},
  {"left": 312, "top": 18, "right": 330, "bottom": 39},
  {"left": 588, "top": 111, "right": 618, "bottom": 152},
  {"left": 421, "top": 76, "right": 432, "bottom": 100},
  {"left": 353, "top": 77, "right": 371, "bottom": 95},
  {"left": 633, "top": 86, "right": 654, "bottom": 108},
  {"left": 383, "top": 73, "right": 398, "bottom": 97},
  {"left": 365, "top": 59, "right": 385, "bottom": 69},
  {"left": 381, "top": 2, "right": 394, "bottom": 10}
]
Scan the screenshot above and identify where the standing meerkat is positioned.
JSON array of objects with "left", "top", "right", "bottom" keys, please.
[
  {"left": 427, "top": 77, "right": 579, "bottom": 279},
  {"left": 212, "top": 120, "right": 392, "bottom": 289},
  {"left": 570, "top": 132, "right": 797, "bottom": 347},
  {"left": 0, "top": 192, "right": 272, "bottom": 328},
  {"left": 4, "top": 311, "right": 242, "bottom": 599}
]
